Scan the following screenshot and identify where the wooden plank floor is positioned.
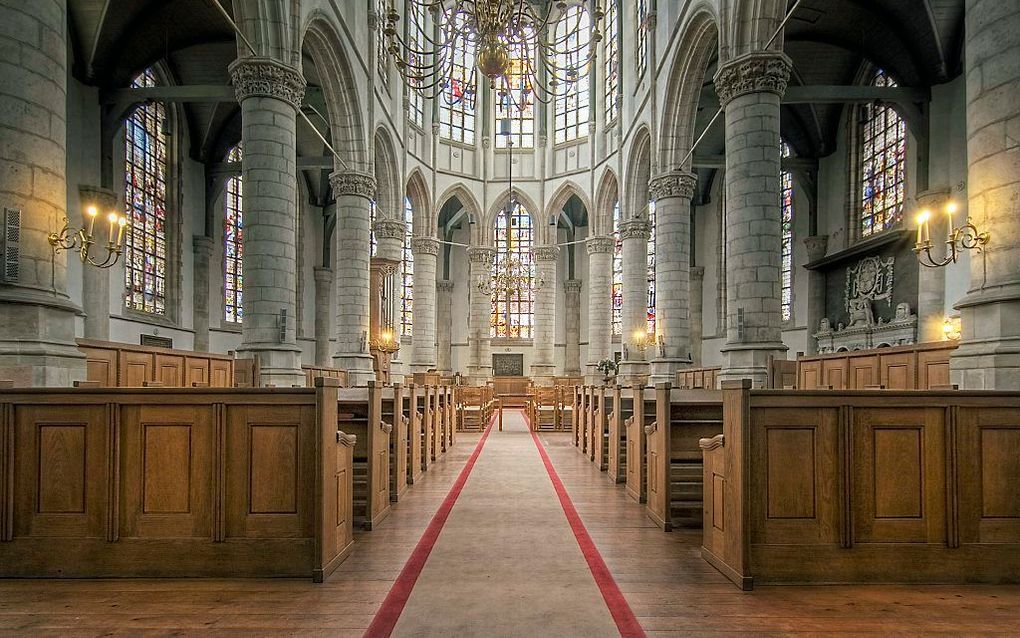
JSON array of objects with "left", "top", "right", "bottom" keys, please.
[{"left": 1, "top": 417, "right": 1018, "bottom": 636}]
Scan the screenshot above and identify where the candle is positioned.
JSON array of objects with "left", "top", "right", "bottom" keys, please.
[
  {"left": 946, "top": 202, "right": 958, "bottom": 241},
  {"left": 916, "top": 211, "right": 929, "bottom": 246},
  {"left": 107, "top": 212, "right": 118, "bottom": 244},
  {"left": 86, "top": 206, "right": 98, "bottom": 236},
  {"left": 116, "top": 216, "right": 127, "bottom": 247}
]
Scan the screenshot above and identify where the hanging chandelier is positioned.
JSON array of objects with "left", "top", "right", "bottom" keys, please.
[
  {"left": 383, "top": 1, "right": 604, "bottom": 110},
  {"left": 477, "top": 253, "right": 544, "bottom": 295}
]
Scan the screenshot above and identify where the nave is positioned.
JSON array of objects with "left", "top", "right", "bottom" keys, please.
[{"left": 2, "top": 409, "right": 1018, "bottom": 637}]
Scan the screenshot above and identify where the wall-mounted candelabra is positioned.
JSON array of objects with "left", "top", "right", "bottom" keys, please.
[
  {"left": 913, "top": 201, "right": 989, "bottom": 269},
  {"left": 371, "top": 327, "right": 400, "bottom": 355},
  {"left": 49, "top": 205, "right": 129, "bottom": 268}
]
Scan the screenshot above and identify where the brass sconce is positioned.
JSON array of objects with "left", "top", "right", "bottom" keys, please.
[
  {"left": 913, "top": 201, "right": 989, "bottom": 268},
  {"left": 49, "top": 204, "right": 129, "bottom": 268}
]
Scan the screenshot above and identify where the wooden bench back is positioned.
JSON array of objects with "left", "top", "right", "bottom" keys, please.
[{"left": 77, "top": 338, "right": 235, "bottom": 388}]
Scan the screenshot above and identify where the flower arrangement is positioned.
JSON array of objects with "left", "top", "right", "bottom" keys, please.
[{"left": 595, "top": 358, "right": 618, "bottom": 377}]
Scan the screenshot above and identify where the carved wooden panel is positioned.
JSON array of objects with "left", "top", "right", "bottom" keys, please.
[
  {"left": 143, "top": 425, "right": 191, "bottom": 513},
  {"left": 766, "top": 428, "right": 815, "bottom": 519},
  {"left": 120, "top": 351, "right": 153, "bottom": 387},
  {"left": 250, "top": 425, "right": 298, "bottom": 514},
  {"left": 185, "top": 358, "right": 209, "bottom": 387},
  {"left": 852, "top": 408, "right": 945, "bottom": 544},
  {"left": 154, "top": 354, "right": 184, "bottom": 387},
  {"left": 917, "top": 350, "right": 951, "bottom": 389},
  {"left": 958, "top": 408, "right": 1020, "bottom": 543},
  {"left": 880, "top": 352, "right": 915, "bottom": 390},
  {"left": 822, "top": 359, "right": 847, "bottom": 389},
  {"left": 848, "top": 356, "right": 878, "bottom": 389},
  {"left": 799, "top": 361, "right": 821, "bottom": 390},
  {"left": 83, "top": 347, "right": 117, "bottom": 387},
  {"left": 38, "top": 425, "right": 86, "bottom": 513},
  {"left": 210, "top": 359, "right": 232, "bottom": 387}
]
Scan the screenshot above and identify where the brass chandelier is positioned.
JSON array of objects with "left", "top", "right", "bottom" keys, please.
[{"left": 383, "top": 1, "right": 604, "bottom": 110}]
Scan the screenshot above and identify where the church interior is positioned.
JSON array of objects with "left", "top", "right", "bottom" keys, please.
[{"left": 2, "top": 0, "right": 1020, "bottom": 634}]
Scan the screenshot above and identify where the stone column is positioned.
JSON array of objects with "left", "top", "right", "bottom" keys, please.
[
  {"left": 436, "top": 279, "right": 454, "bottom": 373},
  {"left": 330, "top": 170, "right": 377, "bottom": 386},
  {"left": 952, "top": 1, "right": 1020, "bottom": 389},
  {"left": 79, "top": 186, "right": 116, "bottom": 341},
  {"left": 466, "top": 246, "right": 496, "bottom": 381},
  {"left": 714, "top": 52, "right": 792, "bottom": 387},
  {"left": 411, "top": 236, "right": 439, "bottom": 372},
  {"left": 585, "top": 235, "right": 615, "bottom": 379},
  {"left": 563, "top": 279, "right": 583, "bottom": 375},
  {"left": 0, "top": 0, "right": 85, "bottom": 386},
  {"left": 802, "top": 235, "right": 828, "bottom": 355},
  {"left": 228, "top": 57, "right": 306, "bottom": 386},
  {"left": 619, "top": 219, "right": 651, "bottom": 382},
  {"left": 374, "top": 218, "right": 406, "bottom": 376},
  {"left": 915, "top": 190, "right": 951, "bottom": 343},
  {"left": 690, "top": 266, "right": 705, "bottom": 366},
  {"left": 313, "top": 266, "right": 333, "bottom": 366},
  {"left": 649, "top": 171, "right": 697, "bottom": 382},
  {"left": 531, "top": 245, "right": 559, "bottom": 381},
  {"left": 192, "top": 235, "right": 214, "bottom": 352}
]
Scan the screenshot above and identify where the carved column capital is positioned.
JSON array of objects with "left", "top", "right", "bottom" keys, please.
[
  {"left": 437, "top": 279, "right": 455, "bottom": 293},
  {"left": 690, "top": 265, "right": 705, "bottom": 280},
  {"left": 313, "top": 266, "right": 333, "bottom": 283},
  {"left": 411, "top": 236, "right": 440, "bottom": 256},
  {"left": 803, "top": 235, "right": 829, "bottom": 263},
  {"left": 467, "top": 246, "right": 497, "bottom": 265},
  {"left": 586, "top": 235, "right": 615, "bottom": 255},
  {"left": 329, "top": 170, "right": 377, "bottom": 199},
  {"left": 229, "top": 57, "right": 306, "bottom": 108},
  {"left": 373, "top": 219, "right": 407, "bottom": 240},
  {"left": 563, "top": 279, "right": 583, "bottom": 293},
  {"left": 713, "top": 52, "right": 792, "bottom": 106},
  {"left": 620, "top": 219, "right": 651, "bottom": 241},
  {"left": 532, "top": 245, "right": 560, "bottom": 262},
  {"left": 649, "top": 171, "right": 697, "bottom": 202}
]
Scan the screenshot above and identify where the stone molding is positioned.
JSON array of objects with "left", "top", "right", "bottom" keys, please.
[
  {"left": 437, "top": 279, "right": 455, "bottom": 293},
  {"left": 192, "top": 234, "right": 214, "bottom": 255},
  {"left": 329, "top": 170, "right": 377, "bottom": 199},
  {"left": 532, "top": 245, "right": 560, "bottom": 262},
  {"left": 586, "top": 235, "right": 615, "bottom": 255},
  {"left": 467, "top": 246, "right": 497, "bottom": 265},
  {"left": 313, "top": 266, "right": 333, "bottom": 282},
  {"left": 410, "top": 236, "right": 440, "bottom": 256},
  {"left": 78, "top": 185, "right": 117, "bottom": 211},
  {"left": 649, "top": 171, "right": 697, "bottom": 201},
  {"left": 563, "top": 279, "right": 583, "bottom": 293},
  {"left": 229, "top": 57, "right": 306, "bottom": 108},
  {"left": 714, "top": 52, "right": 792, "bottom": 106},
  {"left": 373, "top": 219, "right": 406, "bottom": 240},
  {"left": 803, "top": 235, "right": 829, "bottom": 262},
  {"left": 620, "top": 219, "right": 652, "bottom": 241},
  {"left": 689, "top": 265, "right": 705, "bottom": 280}
]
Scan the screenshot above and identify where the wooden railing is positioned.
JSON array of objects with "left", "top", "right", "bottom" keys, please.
[
  {"left": 674, "top": 367, "right": 720, "bottom": 390},
  {"left": 303, "top": 365, "right": 349, "bottom": 387},
  {"left": 0, "top": 379, "right": 354, "bottom": 581},
  {"left": 797, "top": 341, "right": 957, "bottom": 390},
  {"left": 77, "top": 339, "right": 234, "bottom": 388},
  {"left": 701, "top": 380, "right": 1020, "bottom": 589}
]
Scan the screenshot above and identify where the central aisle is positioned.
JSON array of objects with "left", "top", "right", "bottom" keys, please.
[{"left": 389, "top": 411, "right": 620, "bottom": 637}]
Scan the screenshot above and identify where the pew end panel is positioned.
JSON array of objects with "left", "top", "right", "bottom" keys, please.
[{"left": 338, "top": 383, "right": 391, "bottom": 531}]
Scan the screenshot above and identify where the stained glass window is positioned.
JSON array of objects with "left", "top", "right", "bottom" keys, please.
[
  {"left": 859, "top": 69, "right": 906, "bottom": 238},
  {"left": 495, "top": 32, "right": 536, "bottom": 149},
  {"left": 376, "top": 0, "right": 389, "bottom": 85},
  {"left": 780, "top": 141, "right": 794, "bottom": 323},
  {"left": 124, "top": 68, "right": 168, "bottom": 315},
  {"left": 370, "top": 200, "right": 378, "bottom": 257},
  {"left": 611, "top": 200, "right": 623, "bottom": 337},
  {"left": 401, "top": 196, "right": 414, "bottom": 337},
  {"left": 647, "top": 199, "right": 656, "bottom": 335},
  {"left": 636, "top": 0, "right": 649, "bottom": 79},
  {"left": 439, "top": 12, "right": 477, "bottom": 144},
  {"left": 407, "top": 1, "right": 425, "bottom": 127},
  {"left": 491, "top": 201, "right": 535, "bottom": 339},
  {"left": 224, "top": 144, "right": 243, "bottom": 323},
  {"left": 604, "top": 0, "right": 620, "bottom": 124},
  {"left": 553, "top": 6, "right": 591, "bottom": 144}
]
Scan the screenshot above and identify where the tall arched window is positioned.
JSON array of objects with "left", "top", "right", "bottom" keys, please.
[
  {"left": 369, "top": 200, "right": 378, "bottom": 257},
  {"left": 406, "top": 1, "right": 426, "bottom": 127},
  {"left": 647, "top": 200, "right": 656, "bottom": 335},
  {"left": 124, "top": 67, "right": 168, "bottom": 315},
  {"left": 553, "top": 6, "right": 591, "bottom": 144},
  {"left": 401, "top": 196, "right": 414, "bottom": 337},
  {"left": 636, "top": 0, "right": 649, "bottom": 79},
  {"left": 224, "top": 144, "right": 243, "bottom": 323},
  {"left": 495, "top": 34, "right": 536, "bottom": 149},
  {"left": 780, "top": 141, "right": 794, "bottom": 323},
  {"left": 438, "top": 12, "right": 476, "bottom": 144},
  {"left": 491, "top": 201, "right": 535, "bottom": 339},
  {"left": 859, "top": 69, "right": 906, "bottom": 238},
  {"left": 604, "top": 0, "right": 620, "bottom": 124},
  {"left": 611, "top": 200, "right": 623, "bottom": 336},
  {"left": 375, "top": 0, "right": 389, "bottom": 85}
]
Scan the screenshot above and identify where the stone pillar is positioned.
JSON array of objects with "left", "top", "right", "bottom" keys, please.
[
  {"left": 563, "top": 279, "right": 583, "bottom": 376},
  {"left": 79, "top": 186, "right": 116, "bottom": 341},
  {"left": 313, "top": 266, "right": 333, "bottom": 367},
  {"left": 436, "top": 279, "right": 454, "bottom": 373},
  {"left": 531, "top": 245, "right": 559, "bottom": 381},
  {"left": 585, "top": 235, "right": 614, "bottom": 379},
  {"left": 410, "top": 236, "right": 439, "bottom": 372},
  {"left": 619, "top": 218, "right": 651, "bottom": 382},
  {"left": 192, "top": 235, "right": 214, "bottom": 352},
  {"left": 374, "top": 219, "right": 407, "bottom": 376},
  {"left": 915, "top": 190, "right": 952, "bottom": 343},
  {"left": 649, "top": 171, "right": 697, "bottom": 382},
  {"left": 690, "top": 266, "right": 705, "bottom": 366},
  {"left": 330, "top": 170, "right": 377, "bottom": 386},
  {"left": 0, "top": 0, "right": 85, "bottom": 386},
  {"left": 714, "top": 52, "right": 792, "bottom": 387},
  {"left": 803, "top": 235, "right": 829, "bottom": 355},
  {"left": 952, "top": 1, "right": 1020, "bottom": 389},
  {"left": 466, "top": 246, "right": 496, "bottom": 381}
]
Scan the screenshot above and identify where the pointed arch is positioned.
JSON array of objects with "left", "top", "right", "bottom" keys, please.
[
  {"left": 483, "top": 188, "right": 543, "bottom": 245},
  {"left": 659, "top": 7, "right": 720, "bottom": 172},
  {"left": 624, "top": 127, "right": 653, "bottom": 220},
  {"left": 434, "top": 183, "right": 483, "bottom": 243},
  {"left": 719, "top": 0, "right": 787, "bottom": 61},
  {"left": 373, "top": 126, "right": 401, "bottom": 220},
  {"left": 593, "top": 169, "right": 620, "bottom": 237},
  {"left": 405, "top": 168, "right": 432, "bottom": 236},
  {"left": 543, "top": 181, "right": 592, "bottom": 244}
]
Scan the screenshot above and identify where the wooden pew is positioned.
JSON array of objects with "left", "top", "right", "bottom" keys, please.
[
  {"left": 339, "top": 382, "right": 391, "bottom": 530},
  {"left": 624, "top": 385, "right": 656, "bottom": 504},
  {"left": 590, "top": 385, "right": 612, "bottom": 470},
  {"left": 0, "top": 380, "right": 354, "bottom": 581},
  {"left": 382, "top": 384, "right": 408, "bottom": 502},
  {"left": 572, "top": 386, "right": 584, "bottom": 448},
  {"left": 674, "top": 366, "right": 721, "bottom": 390},
  {"left": 606, "top": 385, "right": 627, "bottom": 484},
  {"left": 646, "top": 384, "right": 723, "bottom": 531},
  {"left": 456, "top": 386, "right": 494, "bottom": 431},
  {"left": 531, "top": 386, "right": 560, "bottom": 431},
  {"left": 303, "top": 365, "right": 349, "bottom": 387},
  {"left": 77, "top": 338, "right": 235, "bottom": 388},
  {"left": 415, "top": 385, "right": 434, "bottom": 471},
  {"left": 701, "top": 381, "right": 1020, "bottom": 589},
  {"left": 404, "top": 384, "right": 424, "bottom": 485},
  {"left": 557, "top": 385, "right": 574, "bottom": 432},
  {"left": 797, "top": 341, "right": 957, "bottom": 390}
]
